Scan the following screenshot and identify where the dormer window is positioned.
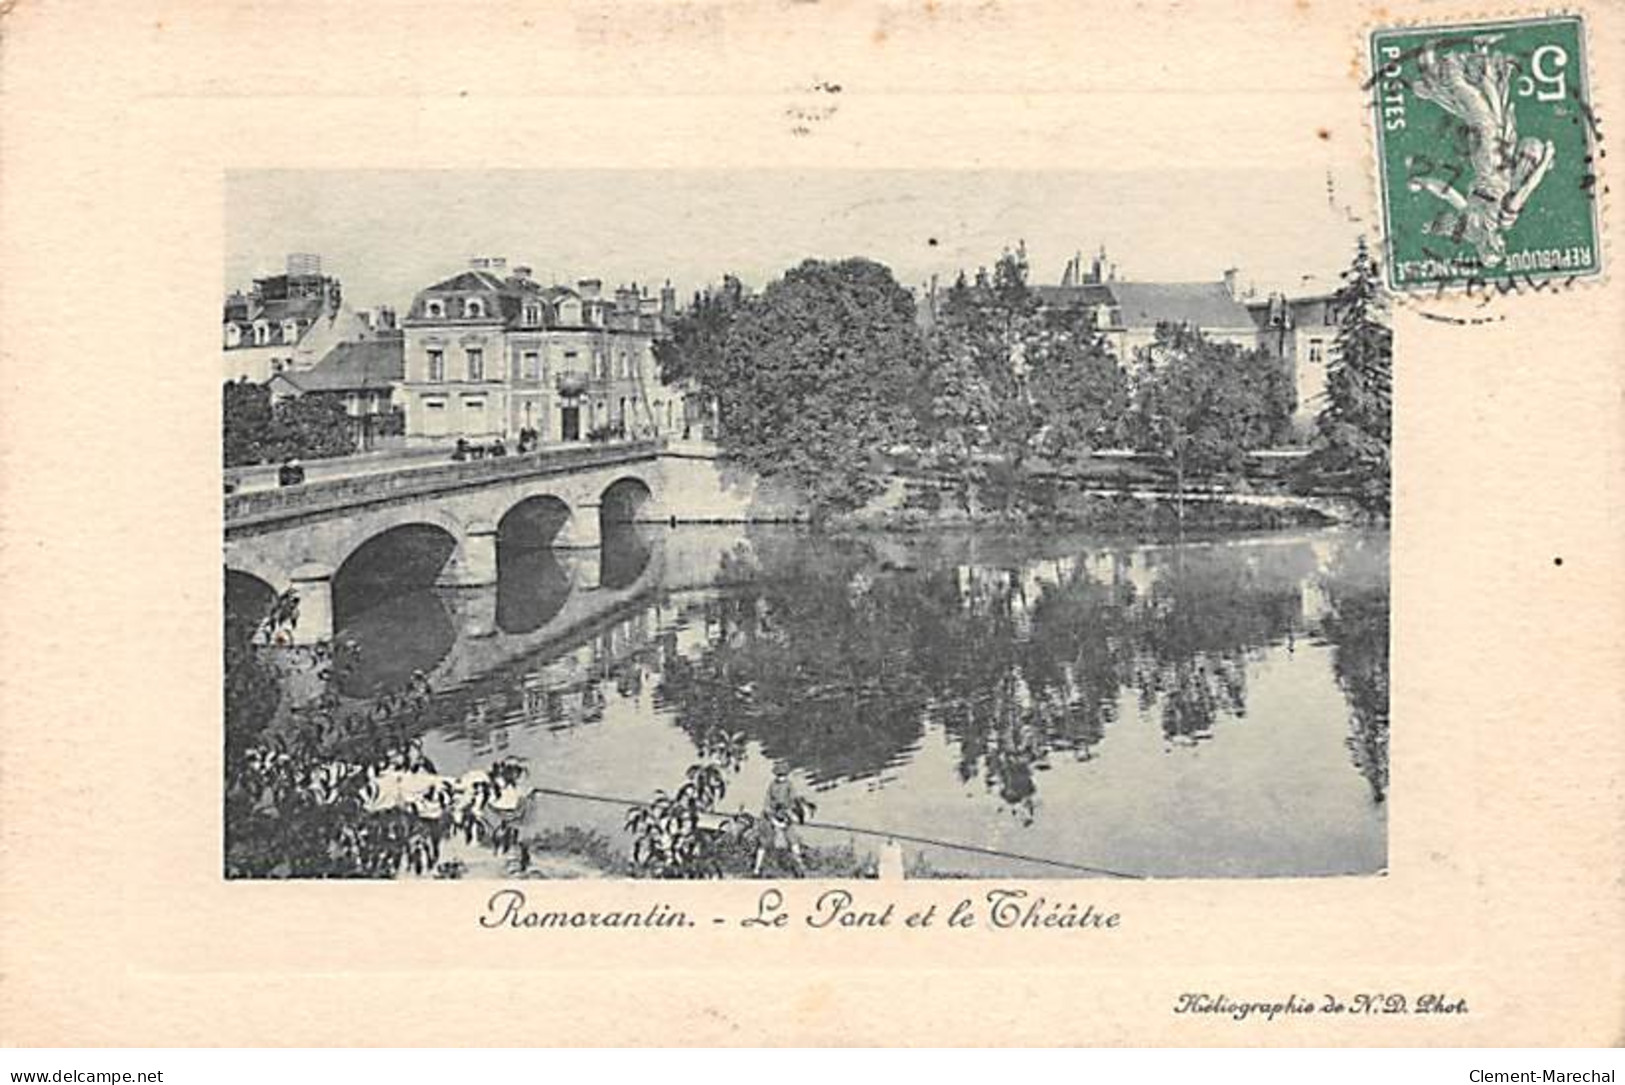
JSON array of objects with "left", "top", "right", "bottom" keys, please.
[
  {"left": 464, "top": 298, "right": 486, "bottom": 319},
  {"left": 522, "top": 303, "right": 541, "bottom": 325},
  {"left": 425, "top": 299, "right": 446, "bottom": 319},
  {"left": 224, "top": 324, "right": 241, "bottom": 347},
  {"left": 281, "top": 320, "right": 300, "bottom": 343},
  {"left": 253, "top": 321, "right": 270, "bottom": 345},
  {"left": 558, "top": 300, "right": 581, "bottom": 325}
]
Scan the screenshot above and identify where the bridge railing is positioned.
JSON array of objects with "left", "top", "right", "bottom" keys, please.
[{"left": 225, "top": 439, "right": 664, "bottom": 529}]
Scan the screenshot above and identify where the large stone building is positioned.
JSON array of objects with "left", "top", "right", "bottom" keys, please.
[
  {"left": 222, "top": 253, "right": 375, "bottom": 383},
  {"left": 397, "top": 257, "right": 689, "bottom": 444},
  {"left": 1245, "top": 290, "right": 1341, "bottom": 435},
  {"left": 1030, "top": 247, "right": 1262, "bottom": 360},
  {"left": 923, "top": 245, "right": 1342, "bottom": 435}
]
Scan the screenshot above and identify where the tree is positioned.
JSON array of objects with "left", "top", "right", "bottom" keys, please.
[
  {"left": 223, "top": 379, "right": 274, "bottom": 467},
  {"left": 1127, "top": 323, "right": 1292, "bottom": 499},
  {"left": 923, "top": 247, "right": 1131, "bottom": 476},
  {"left": 922, "top": 249, "right": 1041, "bottom": 469},
  {"left": 654, "top": 275, "right": 748, "bottom": 434},
  {"left": 267, "top": 392, "right": 357, "bottom": 462},
  {"left": 1313, "top": 237, "right": 1393, "bottom": 517},
  {"left": 223, "top": 382, "right": 361, "bottom": 466},
  {"left": 700, "top": 258, "right": 927, "bottom": 512},
  {"left": 1025, "top": 302, "right": 1130, "bottom": 463}
]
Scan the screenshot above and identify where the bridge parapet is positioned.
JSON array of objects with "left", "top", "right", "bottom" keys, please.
[{"left": 225, "top": 440, "right": 663, "bottom": 534}]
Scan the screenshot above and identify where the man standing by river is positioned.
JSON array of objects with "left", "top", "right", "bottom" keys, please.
[{"left": 753, "top": 767, "right": 808, "bottom": 877}]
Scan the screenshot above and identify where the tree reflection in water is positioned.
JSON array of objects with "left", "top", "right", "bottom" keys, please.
[
  {"left": 653, "top": 533, "right": 1385, "bottom": 816},
  {"left": 1316, "top": 537, "right": 1390, "bottom": 803},
  {"left": 657, "top": 543, "right": 933, "bottom": 786},
  {"left": 314, "top": 525, "right": 1389, "bottom": 829}
]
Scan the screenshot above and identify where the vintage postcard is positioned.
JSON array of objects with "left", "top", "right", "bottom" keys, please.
[{"left": 1, "top": 0, "right": 1621, "bottom": 1049}]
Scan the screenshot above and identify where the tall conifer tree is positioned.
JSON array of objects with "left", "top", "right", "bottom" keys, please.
[{"left": 1315, "top": 237, "right": 1393, "bottom": 516}]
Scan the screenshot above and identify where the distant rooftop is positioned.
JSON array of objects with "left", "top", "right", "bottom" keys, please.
[{"left": 277, "top": 338, "right": 403, "bottom": 393}]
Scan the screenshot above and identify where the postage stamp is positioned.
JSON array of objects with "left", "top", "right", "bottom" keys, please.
[{"left": 1370, "top": 15, "right": 1603, "bottom": 293}]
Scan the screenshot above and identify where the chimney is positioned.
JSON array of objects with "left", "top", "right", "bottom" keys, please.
[
  {"left": 287, "top": 252, "right": 322, "bottom": 278},
  {"left": 1222, "top": 267, "right": 1239, "bottom": 298},
  {"left": 512, "top": 265, "right": 533, "bottom": 282},
  {"left": 577, "top": 278, "right": 602, "bottom": 299},
  {"left": 660, "top": 280, "right": 676, "bottom": 315}
]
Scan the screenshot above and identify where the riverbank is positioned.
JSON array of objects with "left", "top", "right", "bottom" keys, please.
[
  {"left": 826, "top": 487, "right": 1346, "bottom": 534},
  {"left": 434, "top": 823, "right": 975, "bottom": 880}
]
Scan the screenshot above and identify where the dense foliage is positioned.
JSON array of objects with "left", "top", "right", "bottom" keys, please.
[
  {"left": 923, "top": 248, "right": 1129, "bottom": 471},
  {"left": 222, "top": 380, "right": 363, "bottom": 467},
  {"left": 656, "top": 244, "right": 1351, "bottom": 519},
  {"left": 623, "top": 727, "right": 751, "bottom": 878},
  {"left": 1126, "top": 322, "right": 1294, "bottom": 478},
  {"left": 223, "top": 582, "right": 535, "bottom": 878},
  {"left": 655, "top": 261, "right": 925, "bottom": 512}
]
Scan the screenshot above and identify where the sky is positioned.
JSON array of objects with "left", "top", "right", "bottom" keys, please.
[{"left": 226, "top": 169, "right": 1371, "bottom": 311}]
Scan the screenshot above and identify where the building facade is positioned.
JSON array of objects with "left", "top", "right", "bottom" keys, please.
[
  {"left": 1246, "top": 292, "right": 1341, "bottom": 435},
  {"left": 266, "top": 336, "right": 405, "bottom": 451},
  {"left": 397, "top": 258, "right": 688, "bottom": 445},
  {"left": 223, "top": 253, "right": 374, "bottom": 384},
  {"left": 923, "top": 246, "right": 1342, "bottom": 439}
]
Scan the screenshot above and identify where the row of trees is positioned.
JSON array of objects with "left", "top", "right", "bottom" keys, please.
[{"left": 656, "top": 240, "right": 1392, "bottom": 517}]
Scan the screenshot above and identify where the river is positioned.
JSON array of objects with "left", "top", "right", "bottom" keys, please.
[{"left": 316, "top": 522, "right": 1388, "bottom": 879}]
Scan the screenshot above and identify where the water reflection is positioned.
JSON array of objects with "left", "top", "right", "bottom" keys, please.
[
  {"left": 496, "top": 546, "right": 572, "bottom": 634},
  {"left": 1317, "top": 537, "right": 1390, "bottom": 803},
  {"left": 323, "top": 526, "right": 1390, "bottom": 877},
  {"left": 647, "top": 538, "right": 1331, "bottom": 814},
  {"left": 600, "top": 522, "right": 654, "bottom": 590},
  {"left": 335, "top": 590, "right": 457, "bottom": 698}
]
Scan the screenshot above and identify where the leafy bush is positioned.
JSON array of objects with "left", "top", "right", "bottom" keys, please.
[{"left": 624, "top": 728, "right": 749, "bottom": 878}]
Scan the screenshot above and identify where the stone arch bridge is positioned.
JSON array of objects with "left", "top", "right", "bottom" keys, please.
[{"left": 224, "top": 440, "right": 801, "bottom": 644}]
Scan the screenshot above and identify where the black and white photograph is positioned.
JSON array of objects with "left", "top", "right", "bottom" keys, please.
[
  {"left": 222, "top": 169, "right": 1392, "bottom": 882},
  {"left": 9, "top": 0, "right": 1625, "bottom": 1059}
]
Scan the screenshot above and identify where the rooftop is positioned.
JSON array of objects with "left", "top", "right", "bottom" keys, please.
[
  {"left": 277, "top": 338, "right": 404, "bottom": 393},
  {"left": 1105, "top": 281, "right": 1255, "bottom": 330}
]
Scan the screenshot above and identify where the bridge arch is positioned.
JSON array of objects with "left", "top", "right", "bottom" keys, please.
[
  {"left": 497, "top": 493, "right": 573, "bottom": 550},
  {"left": 600, "top": 475, "right": 656, "bottom": 525},
  {"left": 332, "top": 521, "right": 461, "bottom": 632},
  {"left": 328, "top": 505, "right": 468, "bottom": 570},
  {"left": 224, "top": 567, "right": 280, "bottom": 633}
]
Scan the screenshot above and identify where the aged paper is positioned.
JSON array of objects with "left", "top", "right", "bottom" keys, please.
[{"left": 1, "top": 0, "right": 1621, "bottom": 1047}]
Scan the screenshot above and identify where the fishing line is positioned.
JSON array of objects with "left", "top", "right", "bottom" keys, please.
[{"left": 526, "top": 784, "right": 1144, "bottom": 879}]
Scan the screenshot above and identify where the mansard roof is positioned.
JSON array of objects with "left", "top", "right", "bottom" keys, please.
[{"left": 1104, "top": 282, "right": 1255, "bottom": 330}]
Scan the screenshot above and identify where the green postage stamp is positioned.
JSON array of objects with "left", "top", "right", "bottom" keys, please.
[{"left": 1370, "top": 15, "right": 1603, "bottom": 292}]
